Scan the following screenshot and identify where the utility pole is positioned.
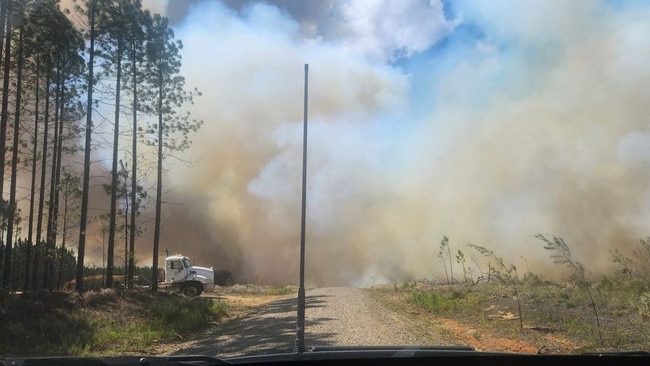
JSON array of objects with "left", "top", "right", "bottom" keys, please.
[{"left": 295, "top": 63, "right": 309, "bottom": 353}]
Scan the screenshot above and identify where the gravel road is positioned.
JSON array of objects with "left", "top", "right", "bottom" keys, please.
[{"left": 170, "top": 287, "right": 458, "bottom": 358}]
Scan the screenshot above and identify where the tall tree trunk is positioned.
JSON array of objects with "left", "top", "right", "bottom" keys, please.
[
  {"left": 44, "top": 65, "right": 62, "bottom": 289},
  {"left": 128, "top": 41, "right": 137, "bottom": 290},
  {"left": 447, "top": 241, "right": 454, "bottom": 283},
  {"left": 124, "top": 167, "right": 129, "bottom": 285},
  {"left": 152, "top": 67, "right": 163, "bottom": 292},
  {"left": 0, "top": 0, "right": 7, "bottom": 71},
  {"left": 58, "top": 188, "right": 69, "bottom": 289},
  {"left": 4, "top": 26, "right": 23, "bottom": 290},
  {"left": 106, "top": 40, "right": 122, "bottom": 289},
  {"left": 26, "top": 59, "right": 40, "bottom": 289},
  {"left": 76, "top": 0, "right": 96, "bottom": 293},
  {"left": 0, "top": 0, "right": 11, "bottom": 200},
  {"left": 33, "top": 73, "right": 51, "bottom": 290},
  {"left": 50, "top": 68, "right": 66, "bottom": 288},
  {"left": 0, "top": 1, "right": 12, "bottom": 289}
]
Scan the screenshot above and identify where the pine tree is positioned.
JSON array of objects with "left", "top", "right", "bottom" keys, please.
[
  {"left": 2, "top": 0, "right": 25, "bottom": 290},
  {"left": 95, "top": 0, "right": 141, "bottom": 289},
  {"left": 74, "top": 0, "right": 98, "bottom": 292},
  {"left": 0, "top": 0, "right": 15, "bottom": 289},
  {"left": 142, "top": 13, "right": 202, "bottom": 291}
]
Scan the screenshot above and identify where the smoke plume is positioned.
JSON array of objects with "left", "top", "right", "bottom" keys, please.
[{"left": 86, "top": 0, "right": 650, "bottom": 285}]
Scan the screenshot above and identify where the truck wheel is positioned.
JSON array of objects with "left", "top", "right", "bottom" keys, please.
[{"left": 183, "top": 283, "right": 202, "bottom": 297}]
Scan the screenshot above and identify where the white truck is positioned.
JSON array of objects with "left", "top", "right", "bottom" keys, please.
[{"left": 158, "top": 255, "right": 214, "bottom": 296}]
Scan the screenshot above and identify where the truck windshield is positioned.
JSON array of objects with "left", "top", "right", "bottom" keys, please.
[{"left": 182, "top": 259, "right": 190, "bottom": 268}]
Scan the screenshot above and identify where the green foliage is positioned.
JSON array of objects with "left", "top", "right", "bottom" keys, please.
[
  {"left": 401, "top": 281, "right": 417, "bottom": 291},
  {"left": 468, "top": 243, "right": 524, "bottom": 329},
  {"left": 378, "top": 274, "right": 650, "bottom": 351},
  {"left": 265, "top": 285, "right": 295, "bottom": 296},
  {"left": 437, "top": 236, "right": 456, "bottom": 283},
  {"left": 535, "top": 234, "right": 603, "bottom": 345},
  {"left": 0, "top": 291, "right": 94, "bottom": 356},
  {"left": 437, "top": 236, "right": 450, "bottom": 284},
  {"left": 535, "top": 235, "right": 588, "bottom": 284},
  {"left": 610, "top": 249, "right": 634, "bottom": 278},
  {"left": 148, "top": 295, "right": 228, "bottom": 334},
  {"left": 410, "top": 290, "right": 444, "bottom": 310},
  {"left": 456, "top": 249, "right": 469, "bottom": 283},
  {"left": 87, "top": 318, "right": 158, "bottom": 354},
  {"left": 467, "top": 244, "right": 519, "bottom": 283},
  {"left": 383, "top": 234, "right": 650, "bottom": 351},
  {"left": 455, "top": 249, "right": 465, "bottom": 264},
  {"left": 633, "top": 238, "right": 650, "bottom": 277},
  {"left": 408, "top": 288, "right": 481, "bottom": 314},
  {"left": 87, "top": 294, "right": 228, "bottom": 354},
  {"left": 0, "top": 241, "right": 76, "bottom": 291},
  {"left": 0, "top": 289, "right": 228, "bottom": 356},
  {"left": 634, "top": 292, "right": 650, "bottom": 320}
]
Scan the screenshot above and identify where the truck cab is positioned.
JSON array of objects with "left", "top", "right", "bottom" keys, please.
[{"left": 163, "top": 255, "right": 214, "bottom": 296}]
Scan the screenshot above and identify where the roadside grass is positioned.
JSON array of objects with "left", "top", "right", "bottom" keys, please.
[
  {"left": 0, "top": 288, "right": 228, "bottom": 356},
  {"left": 218, "top": 284, "right": 297, "bottom": 296},
  {"left": 408, "top": 286, "right": 484, "bottom": 315},
  {"left": 370, "top": 276, "right": 650, "bottom": 353},
  {"left": 148, "top": 295, "right": 228, "bottom": 334},
  {"left": 264, "top": 286, "right": 296, "bottom": 296}
]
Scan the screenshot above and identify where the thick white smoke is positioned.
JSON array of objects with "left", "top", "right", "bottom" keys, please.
[{"left": 141, "top": 0, "right": 650, "bottom": 286}]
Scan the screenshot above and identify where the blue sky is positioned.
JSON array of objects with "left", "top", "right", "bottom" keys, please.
[{"left": 132, "top": 0, "right": 650, "bottom": 285}]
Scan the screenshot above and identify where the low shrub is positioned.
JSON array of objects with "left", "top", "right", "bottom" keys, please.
[{"left": 148, "top": 295, "right": 228, "bottom": 333}]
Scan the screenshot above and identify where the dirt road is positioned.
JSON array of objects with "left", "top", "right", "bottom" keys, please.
[{"left": 168, "top": 287, "right": 459, "bottom": 358}]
